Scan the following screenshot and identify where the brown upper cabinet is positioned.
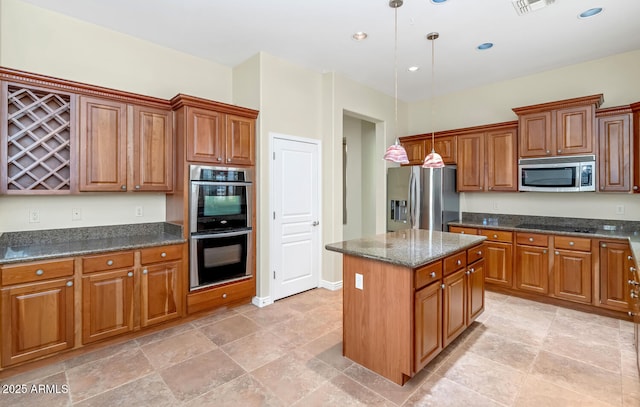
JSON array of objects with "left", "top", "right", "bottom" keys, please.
[
  {"left": 630, "top": 102, "right": 640, "bottom": 193},
  {"left": 457, "top": 122, "right": 518, "bottom": 192},
  {"left": 400, "top": 135, "right": 457, "bottom": 166},
  {"left": 596, "top": 106, "right": 632, "bottom": 193},
  {"left": 513, "top": 94, "right": 603, "bottom": 158},
  {"left": 172, "top": 94, "right": 257, "bottom": 166}
]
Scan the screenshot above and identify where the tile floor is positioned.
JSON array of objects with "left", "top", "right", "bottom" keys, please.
[{"left": 1, "top": 288, "right": 639, "bottom": 406}]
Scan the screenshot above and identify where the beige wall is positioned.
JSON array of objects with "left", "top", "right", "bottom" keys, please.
[{"left": 408, "top": 50, "right": 640, "bottom": 221}]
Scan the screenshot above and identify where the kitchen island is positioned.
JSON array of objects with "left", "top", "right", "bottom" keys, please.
[{"left": 325, "top": 229, "right": 486, "bottom": 385}]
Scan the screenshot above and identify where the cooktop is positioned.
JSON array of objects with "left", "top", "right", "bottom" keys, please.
[{"left": 515, "top": 223, "right": 597, "bottom": 234}]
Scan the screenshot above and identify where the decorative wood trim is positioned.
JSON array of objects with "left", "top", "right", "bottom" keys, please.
[
  {"left": 0, "top": 67, "right": 170, "bottom": 109},
  {"left": 512, "top": 94, "right": 604, "bottom": 115},
  {"left": 630, "top": 101, "right": 640, "bottom": 112},
  {"left": 400, "top": 120, "right": 518, "bottom": 142},
  {"left": 596, "top": 105, "right": 632, "bottom": 117},
  {"left": 170, "top": 94, "right": 259, "bottom": 119}
]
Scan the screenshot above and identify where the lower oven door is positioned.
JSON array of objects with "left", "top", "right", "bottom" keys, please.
[{"left": 190, "top": 229, "right": 252, "bottom": 291}]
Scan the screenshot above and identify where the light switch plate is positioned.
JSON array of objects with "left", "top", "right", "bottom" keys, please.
[{"left": 355, "top": 273, "right": 363, "bottom": 290}]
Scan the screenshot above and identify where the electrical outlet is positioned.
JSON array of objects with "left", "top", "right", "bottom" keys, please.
[
  {"left": 355, "top": 273, "right": 363, "bottom": 290},
  {"left": 29, "top": 209, "right": 40, "bottom": 223},
  {"left": 492, "top": 201, "right": 499, "bottom": 210},
  {"left": 72, "top": 208, "right": 82, "bottom": 221},
  {"left": 616, "top": 205, "right": 625, "bottom": 215},
  {"left": 135, "top": 206, "right": 143, "bottom": 217}
]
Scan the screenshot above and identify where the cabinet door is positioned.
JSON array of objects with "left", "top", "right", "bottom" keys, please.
[
  {"left": 598, "top": 114, "right": 631, "bottom": 192},
  {"left": 599, "top": 241, "right": 632, "bottom": 311},
  {"left": 426, "top": 136, "right": 457, "bottom": 165},
  {"left": 1, "top": 278, "right": 74, "bottom": 366},
  {"left": 553, "top": 249, "right": 592, "bottom": 304},
  {"left": 79, "top": 96, "right": 127, "bottom": 191},
  {"left": 556, "top": 105, "right": 594, "bottom": 155},
  {"left": 401, "top": 139, "right": 426, "bottom": 165},
  {"left": 466, "top": 259, "right": 485, "bottom": 324},
  {"left": 82, "top": 268, "right": 135, "bottom": 344},
  {"left": 486, "top": 127, "right": 517, "bottom": 191},
  {"left": 186, "top": 107, "right": 224, "bottom": 163},
  {"left": 226, "top": 114, "right": 255, "bottom": 165},
  {"left": 515, "top": 245, "right": 549, "bottom": 294},
  {"left": 414, "top": 282, "right": 442, "bottom": 372},
  {"left": 519, "top": 111, "right": 552, "bottom": 158},
  {"left": 132, "top": 106, "right": 173, "bottom": 192},
  {"left": 457, "top": 133, "right": 484, "bottom": 192},
  {"left": 443, "top": 269, "right": 466, "bottom": 347},
  {"left": 484, "top": 241, "right": 513, "bottom": 287},
  {"left": 140, "top": 261, "right": 182, "bottom": 327}
]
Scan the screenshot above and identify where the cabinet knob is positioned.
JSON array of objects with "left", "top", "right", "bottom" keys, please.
[
  {"left": 629, "top": 311, "right": 638, "bottom": 317},
  {"left": 66, "top": 281, "right": 73, "bottom": 287},
  {"left": 543, "top": 249, "right": 547, "bottom": 254},
  {"left": 161, "top": 252, "right": 167, "bottom": 258},
  {"left": 466, "top": 270, "right": 471, "bottom": 275},
  {"left": 546, "top": 150, "right": 550, "bottom": 154},
  {"left": 217, "top": 157, "right": 223, "bottom": 161},
  {"left": 628, "top": 255, "right": 634, "bottom": 261},
  {"left": 440, "top": 283, "right": 446, "bottom": 290},
  {"left": 557, "top": 149, "right": 562, "bottom": 153},
  {"left": 227, "top": 158, "right": 232, "bottom": 162},
  {"left": 107, "top": 260, "right": 114, "bottom": 266},
  {"left": 628, "top": 279, "right": 639, "bottom": 287},
  {"left": 143, "top": 269, "right": 148, "bottom": 275},
  {"left": 477, "top": 250, "right": 482, "bottom": 256},
  {"left": 35, "top": 269, "right": 44, "bottom": 276},
  {"left": 456, "top": 259, "right": 461, "bottom": 266},
  {"left": 460, "top": 231, "right": 465, "bottom": 234},
  {"left": 488, "top": 186, "right": 492, "bottom": 190},
  {"left": 121, "top": 185, "right": 127, "bottom": 190},
  {"left": 529, "top": 237, "right": 534, "bottom": 242},
  {"left": 555, "top": 251, "right": 559, "bottom": 255},
  {"left": 634, "top": 186, "right": 639, "bottom": 191},
  {"left": 127, "top": 271, "right": 134, "bottom": 277},
  {"left": 470, "top": 268, "right": 475, "bottom": 273},
  {"left": 569, "top": 241, "right": 575, "bottom": 246},
  {"left": 631, "top": 291, "right": 639, "bottom": 299},
  {"left": 631, "top": 267, "right": 637, "bottom": 272},
  {"left": 135, "top": 185, "right": 140, "bottom": 190},
  {"left": 222, "top": 293, "right": 228, "bottom": 299},
  {"left": 601, "top": 243, "right": 608, "bottom": 248},
  {"left": 430, "top": 271, "right": 436, "bottom": 278}
]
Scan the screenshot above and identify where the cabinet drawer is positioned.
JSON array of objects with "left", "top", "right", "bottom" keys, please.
[
  {"left": 554, "top": 236, "right": 591, "bottom": 252},
  {"left": 516, "top": 232, "right": 549, "bottom": 247},
  {"left": 449, "top": 226, "right": 478, "bottom": 235},
  {"left": 187, "top": 278, "right": 255, "bottom": 313},
  {"left": 444, "top": 252, "right": 466, "bottom": 276},
  {"left": 467, "top": 244, "right": 484, "bottom": 264},
  {"left": 479, "top": 229, "right": 513, "bottom": 243},
  {"left": 82, "top": 251, "right": 134, "bottom": 273},
  {"left": 140, "top": 244, "right": 182, "bottom": 265},
  {"left": 1, "top": 258, "right": 74, "bottom": 286},
  {"left": 415, "top": 261, "right": 442, "bottom": 290}
]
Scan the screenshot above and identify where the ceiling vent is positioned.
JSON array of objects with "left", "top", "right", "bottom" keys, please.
[{"left": 512, "top": 0, "right": 556, "bottom": 16}]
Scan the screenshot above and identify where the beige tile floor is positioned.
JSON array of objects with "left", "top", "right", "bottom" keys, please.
[{"left": 1, "top": 288, "right": 639, "bottom": 406}]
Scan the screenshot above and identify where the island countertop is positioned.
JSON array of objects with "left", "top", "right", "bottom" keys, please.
[{"left": 325, "top": 229, "right": 486, "bottom": 269}]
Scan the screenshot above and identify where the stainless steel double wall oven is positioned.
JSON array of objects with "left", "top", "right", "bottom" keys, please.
[{"left": 189, "top": 165, "right": 253, "bottom": 291}]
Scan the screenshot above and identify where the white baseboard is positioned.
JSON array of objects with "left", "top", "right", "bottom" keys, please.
[
  {"left": 319, "top": 279, "right": 343, "bottom": 291},
  {"left": 252, "top": 295, "right": 273, "bottom": 308}
]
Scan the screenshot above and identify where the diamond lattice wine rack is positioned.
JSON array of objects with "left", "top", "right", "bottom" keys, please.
[{"left": 3, "top": 84, "right": 75, "bottom": 193}]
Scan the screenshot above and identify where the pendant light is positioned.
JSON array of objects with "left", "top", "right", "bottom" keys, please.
[
  {"left": 383, "top": 0, "right": 409, "bottom": 164},
  {"left": 422, "top": 32, "right": 445, "bottom": 168}
]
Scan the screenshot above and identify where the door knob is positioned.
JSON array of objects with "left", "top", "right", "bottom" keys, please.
[{"left": 312, "top": 221, "right": 320, "bottom": 226}]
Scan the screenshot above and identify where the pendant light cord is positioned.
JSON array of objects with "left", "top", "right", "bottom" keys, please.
[
  {"left": 394, "top": 6, "right": 399, "bottom": 145},
  {"left": 430, "top": 33, "right": 435, "bottom": 151}
]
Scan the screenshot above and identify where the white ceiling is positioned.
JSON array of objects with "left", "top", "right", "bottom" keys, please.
[{"left": 19, "top": 0, "right": 640, "bottom": 102}]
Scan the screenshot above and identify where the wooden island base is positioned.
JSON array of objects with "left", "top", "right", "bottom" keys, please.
[{"left": 327, "top": 230, "right": 486, "bottom": 385}]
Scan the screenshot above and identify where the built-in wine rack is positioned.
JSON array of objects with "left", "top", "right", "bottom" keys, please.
[{"left": 4, "top": 84, "right": 73, "bottom": 192}]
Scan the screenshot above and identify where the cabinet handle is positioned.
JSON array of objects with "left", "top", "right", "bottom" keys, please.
[
  {"left": 557, "top": 149, "right": 562, "bottom": 153},
  {"left": 217, "top": 157, "right": 223, "bottom": 162},
  {"left": 222, "top": 293, "right": 228, "bottom": 299},
  {"left": 555, "top": 251, "right": 559, "bottom": 255},
  {"left": 628, "top": 256, "right": 634, "bottom": 261},
  {"left": 543, "top": 249, "right": 547, "bottom": 254},
  {"left": 227, "top": 158, "right": 232, "bottom": 162},
  {"left": 629, "top": 311, "right": 638, "bottom": 317},
  {"left": 161, "top": 252, "right": 167, "bottom": 258},
  {"left": 35, "top": 269, "right": 44, "bottom": 276},
  {"left": 107, "top": 260, "right": 114, "bottom": 266},
  {"left": 135, "top": 185, "right": 140, "bottom": 190},
  {"left": 477, "top": 250, "right": 482, "bottom": 256},
  {"left": 493, "top": 234, "right": 498, "bottom": 239},
  {"left": 441, "top": 283, "right": 446, "bottom": 290},
  {"left": 121, "top": 185, "right": 127, "bottom": 190},
  {"left": 127, "top": 271, "right": 133, "bottom": 277},
  {"left": 66, "top": 281, "right": 73, "bottom": 287},
  {"left": 143, "top": 269, "right": 148, "bottom": 275},
  {"left": 430, "top": 271, "right": 436, "bottom": 278},
  {"left": 569, "top": 241, "right": 575, "bottom": 246},
  {"left": 601, "top": 243, "right": 608, "bottom": 248},
  {"left": 631, "top": 267, "right": 637, "bottom": 273},
  {"left": 631, "top": 291, "right": 639, "bottom": 299},
  {"left": 529, "top": 237, "right": 534, "bottom": 242},
  {"left": 466, "top": 270, "right": 471, "bottom": 275},
  {"left": 628, "top": 280, "right": 639, "bottom": 287},
  {"left": 456, "top": 259, "right": 461, "bottom": 266},
  {"left": 470, "top": 268, "right": 475, "bottom": 273}
]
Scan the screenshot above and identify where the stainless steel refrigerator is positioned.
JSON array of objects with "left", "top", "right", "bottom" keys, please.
[{"left": 387, "top": 166, "right": 459, "bottom": 232}]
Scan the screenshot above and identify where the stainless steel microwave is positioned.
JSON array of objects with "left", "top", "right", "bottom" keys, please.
[{"left": 518, "top": 155, "right": 596, "bottom": 192}]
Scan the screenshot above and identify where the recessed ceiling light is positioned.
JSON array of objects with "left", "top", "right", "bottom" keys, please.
[
  {"left": 408, "top": 66, "right": 420, "bottom": 72},
  {"left": 578, "top": 7, "right": 603, "bottom": 19},
  {"left": 431, "top": 0, "right": 448, "bottom": 4},
  {"left": 477, "top": 42, "right": 494, "bottom": 50},
  {"left": 352, "top": 32, "right": 368, "bottom": 41}
]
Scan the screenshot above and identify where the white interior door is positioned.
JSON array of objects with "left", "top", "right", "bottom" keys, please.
[{"left": 271, "top": 134, "right": 321, "bottom": 301}]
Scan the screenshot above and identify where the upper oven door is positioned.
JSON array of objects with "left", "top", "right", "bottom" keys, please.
[
  {"left": 519, "top": 163, "right": 580, "bottom": 192},
  {"left": 190, "top": 181, "right": 252, "bottom": 234}
]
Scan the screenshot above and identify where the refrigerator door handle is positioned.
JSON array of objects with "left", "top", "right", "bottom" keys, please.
[{"left": 408, "top": 168, "right": 414, "bottom": 227}]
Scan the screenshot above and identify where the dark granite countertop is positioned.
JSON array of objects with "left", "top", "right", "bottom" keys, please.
[
  {"left": 325, "top": 229, "right": 486, "bottom": 268},
  {"left": 0, "top": 223, "right": 185, "bottom": 265},
  {"left": 449, "top": 213, "right": 640, "bottom": 269}
]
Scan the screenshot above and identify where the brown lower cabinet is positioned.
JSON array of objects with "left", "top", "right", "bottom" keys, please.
[
  {"left": 0, "top": 244, "right": 185, "bottom": 369},
  {"left": 515, "top": 232, "right": 550, "bottom": 294},
  {"left": 599, "top": 240, "right": 634, "bottom": 311}
]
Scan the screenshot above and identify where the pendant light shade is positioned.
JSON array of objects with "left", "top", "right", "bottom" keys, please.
[
  {"left": 384, "top": 0, "right": 409, "bottom": 164},
  {"left": 422, "top": 32, "right": 445, "bottom": 169}
]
